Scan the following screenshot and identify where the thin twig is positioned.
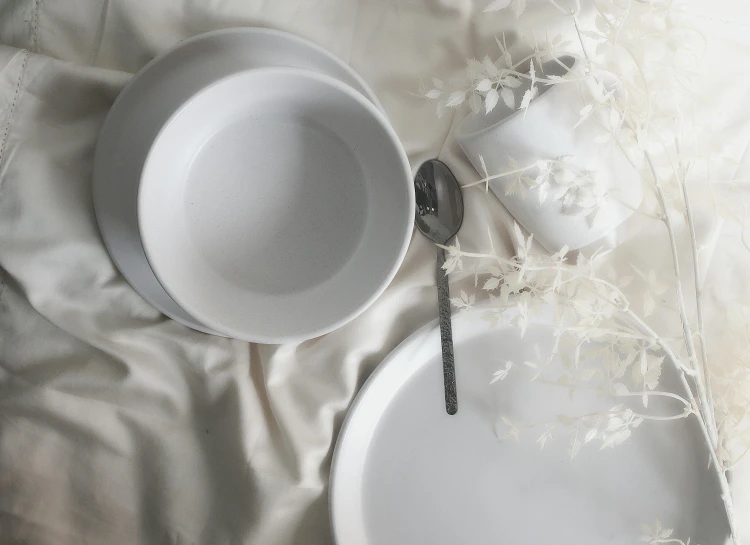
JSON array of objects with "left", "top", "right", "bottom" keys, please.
[
  {"left": 675, "top": 136, "right": 717, "bottom": 444},
  {"left": 631, "top": 410, "right": 692, "bottom": 421},
  {"left": 644, "top": 150, "right": 717, "bottom": 433},
  {"left": 624, "top": 305, "right": 738, "bottom": 541},
  {"left": 615, "top": 390, "right": 692, "bottom": 408}
]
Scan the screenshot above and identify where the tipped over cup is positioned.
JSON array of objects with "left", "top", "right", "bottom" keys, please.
[{"left": 456, "top": 55, "right": 643, "bottom": 252}]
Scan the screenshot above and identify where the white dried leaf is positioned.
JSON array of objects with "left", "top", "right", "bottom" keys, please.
[
  {"left": 643, "top": 355, "right": 664, "bottom": 390},
  {"left": 446, "top": 91, "right": 465, "bottom": 107},
  {"left": 482, "top": 55, "right": 498, "bottom": 77},
  {"left": 574, "top": 104, "right": 593, "bottom": 129},
  {"left": 513, "top": 222, "right": 526, "bottom": 250},
  {"left": 504, "top": 76, "right": 522, "bottom": 88},
  {"left": 483, "top": 276, "right": 501, "bottom": 290},
  {"left": 601, "top": 429, "right": 631, "bottom": 449},
  {"left": 537, "top": 181, "right": 549, "bottom": 204},
  {"left": 595, "top": 14, "right": 609, "bottom": 34},
  {"left": 500, "top": 87, "right": 515, "bottom": 109},
  {"left": 511, "top": 0, "right": 527, "bottom": 17},
  {"left": 485, "top": 88, "right": 500, "bottom": 114},
  {"left": 487, "top": 265, "right": 502, "bottom": 276},
  {"left": 537, "top": 428, "right": 552, "bottom": 449},
  {"left": 529, "top": 60, "right": 536, "bottom": 87},
  {"left": 570, "top": 435, "right": 581, "bottom": 459},
  {"left": 467, "top": 58, "right": 484, "bottom": 78},
  {"left": 490, "top": 361, "right": 513, "bottom": 383},
  {"left": 613, "top": 382, "right": 629, "bottom": 395},
  {"left": 609, "top": 109, "right": 621, "bottom": 129},
  {"left": 484, "top": 0, "right": 511, "bottom": 12},
  {"left": 520, "top": 87, "right": 537, "bottom": 112},
  {"left": 580, "top": 30, "right": 605, "bottom": 41},
  {"left": 468, "top": 93, "right": 482, "bottom": 114},
  {"left": 643, "top": 293, "right": 656, "bottom": 317},
  {"left": 476, "top": 78, "right": 492, "bottom": 92}
]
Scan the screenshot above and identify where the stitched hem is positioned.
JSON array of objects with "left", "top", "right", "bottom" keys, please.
[
  {"left": 31, "top": 0, "right": 41, "bottom": 53},
  {"left": 0, "top": 51, "right": 30, "bottom": 173}
]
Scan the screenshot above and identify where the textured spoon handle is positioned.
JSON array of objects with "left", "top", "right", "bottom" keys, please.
[{"left": 436, "top": 247, "right": 458, "bottom": 415}]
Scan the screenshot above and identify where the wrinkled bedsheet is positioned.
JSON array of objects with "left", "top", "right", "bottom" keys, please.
[{"left": 1, "top": 1, "right": 749, "bottom": 544}]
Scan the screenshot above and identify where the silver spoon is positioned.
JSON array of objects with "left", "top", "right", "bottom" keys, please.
[{"left": 414, "top": 159, "right": 464, "bottom": 415}]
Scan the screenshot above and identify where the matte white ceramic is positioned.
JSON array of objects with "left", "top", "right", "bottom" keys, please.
[
  {"left": 93, "top": 28, "right": 383, "bottom": 335},
  {"left": 138, "top": 68, "right": 413, "bottom": 344},
  {"left": 330, "top": 306, "right": 730, "bottom": 545},
  {"left": 456, "top": 57, "right": 643, "bottom": 252}
]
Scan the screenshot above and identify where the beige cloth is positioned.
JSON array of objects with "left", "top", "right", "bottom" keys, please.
[{"left": 0, "top": 1, "right": 748, "bottom": 544}]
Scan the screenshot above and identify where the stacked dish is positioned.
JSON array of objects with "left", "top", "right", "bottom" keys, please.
[{"left": 93, "top": 28, "right": 413, "bottom": 343}]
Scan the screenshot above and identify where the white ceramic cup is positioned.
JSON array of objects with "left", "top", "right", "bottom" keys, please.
[
  {"left": 456, "top": 56, "right": 643, "bottom": 252},
  {"left": 138, "top": 67, "right": 413, "bottom": 343}
]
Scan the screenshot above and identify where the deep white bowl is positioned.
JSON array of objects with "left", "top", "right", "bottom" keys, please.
[{"left": 138, "top": 68, "right": 413, "bottom": 343}]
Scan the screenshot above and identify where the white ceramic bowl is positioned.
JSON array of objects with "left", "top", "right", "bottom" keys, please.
[
  {"left": 138, "top": 68, "right": 413, "bottom": 343},
  {"left": 93, "top": 28, "right": 385, "bottom": 335}
]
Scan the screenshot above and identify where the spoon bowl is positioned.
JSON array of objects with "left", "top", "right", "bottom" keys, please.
[{"left": 414, "top": 160, "right": 464, "bottom": 245}]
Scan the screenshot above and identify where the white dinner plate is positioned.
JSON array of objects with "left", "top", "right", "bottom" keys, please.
[
  {"left": 93, "top": 28, "right": 383, "bottom": 334},
  {"left": 138, "top": 68, "right": 412, "bottom": 343},
  {"left": 330, "top": 307, "right": 730, "bottom": 545}
]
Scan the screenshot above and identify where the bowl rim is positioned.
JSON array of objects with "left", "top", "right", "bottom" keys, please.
[{"left": 137, "top": 66, "right": 414, "bottom": 344}]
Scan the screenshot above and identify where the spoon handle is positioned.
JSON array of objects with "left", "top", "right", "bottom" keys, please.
[{"left": 436, "top": 246, "right": 458, "bottom": 415}]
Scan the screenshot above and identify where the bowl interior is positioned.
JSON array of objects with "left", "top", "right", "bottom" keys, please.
[{"left": 139, "top": 68, "right": 412, "bottom": 342}]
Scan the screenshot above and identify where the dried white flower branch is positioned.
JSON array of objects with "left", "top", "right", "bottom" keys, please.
[
  {"left": 639, "top": 520, "right": 694, "bottom": 545},
  {"left": 426, "top": 0, "right": 748, "bottom": 542},
  {"left": 463, "top": 156, "right": 608, "bottom": 223},
  {"left": 418, "top": 31, "right": 575, "bottom": 118}
]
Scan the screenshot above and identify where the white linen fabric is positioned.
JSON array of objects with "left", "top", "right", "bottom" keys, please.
[{"left": 0, "top": 1, "right": 748, "bottom": 544}]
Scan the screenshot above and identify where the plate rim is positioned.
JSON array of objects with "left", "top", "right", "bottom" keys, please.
[
  {"left": 329, "top": 309, "right": 495, "bottom": 544},
  {"left": 328, "top": 305, "right": 731, "bottom": 545}
]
